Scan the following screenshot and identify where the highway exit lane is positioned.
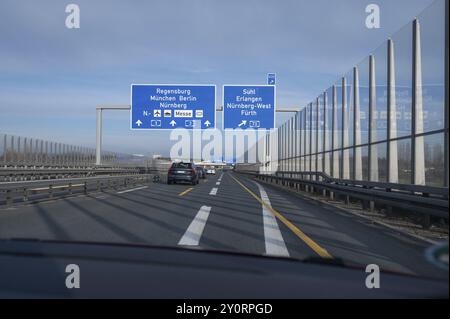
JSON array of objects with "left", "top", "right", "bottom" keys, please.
[{"left": 230, "top": 172, "right": 448, "bottom": 279}]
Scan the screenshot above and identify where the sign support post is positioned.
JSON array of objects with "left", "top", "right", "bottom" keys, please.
[{"left": 96, "top": 105, "right": 131, "bottom": 166}]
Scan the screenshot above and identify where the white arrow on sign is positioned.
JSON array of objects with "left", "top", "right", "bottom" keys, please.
[
  {"left": 170, "top": 120, "right": 177, "bottom": 127},
  {"left": 135, "top": 120, "right": 143, "bottom": 127},
  {"left": 238, "top": 120, "right": 247, "bottom": 127},
  {"left": 204, "top": 120, "right": 211, "bottom": 127}
]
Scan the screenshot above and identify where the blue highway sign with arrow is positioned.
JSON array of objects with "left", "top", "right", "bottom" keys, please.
[
  {"left": 223, "top": 85, "right": 276, "bottom": 130},
  {"left": 131, "top": 84, "right": 216, "bottom": 130},
  {"left": 267, "top": 73, "right": 276, "bottom": 85}
]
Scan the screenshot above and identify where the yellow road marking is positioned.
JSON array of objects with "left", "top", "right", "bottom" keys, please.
[
  {"left": 230, "top": 174, "right": 333, "bottom": 259},
  {"left": 179, "top": 187, "right": 194, "bottom": 197}
]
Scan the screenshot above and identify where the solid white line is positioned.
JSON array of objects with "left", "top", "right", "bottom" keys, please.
[
  {"left": 178, "top": 206, "right": 212, "bottom": 246},
  {"left": 116, "top": 186, "right": 148, "bottom": 194},
  {"left": 209, "top": 187, "right": 218, "bottom": 195},
  {"left": 255, "top": 182, "right": 290, "bottom": 257}
]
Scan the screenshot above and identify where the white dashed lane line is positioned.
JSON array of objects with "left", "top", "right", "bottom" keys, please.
[
  {"left": 178, "top": 206, "right": 212, "bottom": 246},
  {"left": 209, "top": 188, "right": 218, "bottom": 196},
  {"left": 256, "top": 182, "right": 290, "bottom": 257}
]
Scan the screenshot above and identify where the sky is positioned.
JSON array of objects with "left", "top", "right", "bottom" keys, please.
[{"left": 0, "top": 0, "right": 438, "bottom": 156}]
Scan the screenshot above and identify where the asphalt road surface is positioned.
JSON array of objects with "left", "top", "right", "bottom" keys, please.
[{"left": 0, "top": 171, "right": 446, "bottom": 279}]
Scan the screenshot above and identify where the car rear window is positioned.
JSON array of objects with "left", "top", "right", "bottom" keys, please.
[{"left": 172, "top": 163, "right": 192, "bottom": 169}]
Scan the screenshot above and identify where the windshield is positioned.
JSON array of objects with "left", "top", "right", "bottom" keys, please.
[{"left": 0, "top": 0, "right": 448, "bottom": 299}]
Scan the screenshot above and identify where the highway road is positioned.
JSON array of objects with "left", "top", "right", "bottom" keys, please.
[{"left": 0, "top": 171, "right": 446, "bottom": 279}]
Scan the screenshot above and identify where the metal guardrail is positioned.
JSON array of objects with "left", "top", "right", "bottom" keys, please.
[
  {"left": 0, "top": 166, "right": 156, "bottom": 182},
  {"left": 238, "top": 171, "right": 449, "bottom": 227},
  {"left": 0, "top": 174, "right": 153, "bottom": 206},
  {"left": 274, "top": 171, "right": 449, "bottom": 198}
]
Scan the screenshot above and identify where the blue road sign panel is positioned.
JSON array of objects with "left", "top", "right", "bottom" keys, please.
[
  {"left": 223, "top": 85, "right": 275, "bottom": 130},
  {"left": 131, "top": 84, "right": 216, "bottom": 130},
  {"left": 267, "top": 73, "right": 276, "bottom": 85}
]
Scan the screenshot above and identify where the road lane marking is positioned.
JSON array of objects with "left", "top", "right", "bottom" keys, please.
[
  {"left": 216, "top": 182, "right": 221, "bottom": 185},
  {"left": 94, "top": 195, "right": 109, "bottom": 199},
  {"left": 209, "top": 187, "right": 218, "bottom": 195},
  {"left": 230, "top": 174, "right": 333, "bottom": 259},
  {"left": 179, "top": 187, "right": 194, "bottom": 196},
  {"left": 178, "top": 206, "right": 212, "bottom": 246},
  {"left": 116, "top": 186, "right": 148, "bottom": 194},
  {"left": 256, "top": 183, "right": 290, "bottom": 257}
]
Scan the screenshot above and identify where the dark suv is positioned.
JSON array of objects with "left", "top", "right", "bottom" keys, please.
[{"left": 167, "top": 162, "right": 199, "bottom": 185}]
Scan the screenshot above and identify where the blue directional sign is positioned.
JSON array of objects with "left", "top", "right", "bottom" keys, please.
[
  {"left": 131, "top": 84, "right": 216, "bottom": 130},
  {"left": 223, "top": 85, "right": 276, "bottom": 130},
  {"left": 267, "top": 73, "right": 276, "bottom": 85}
]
